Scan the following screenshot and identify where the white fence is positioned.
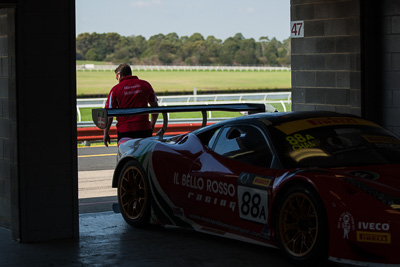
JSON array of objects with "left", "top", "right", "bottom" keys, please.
[
  {"left": 77, "top": 92, "right": 291, "bottom": 122},
  {"left": 77, "top": 65, "right": 291, "bottom": 72}
]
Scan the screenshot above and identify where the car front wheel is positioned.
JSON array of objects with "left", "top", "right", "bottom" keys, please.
[
  {"left": 118, "top": 160, "right": 151, "bottom": 227},
  {"left": 275, "top": 184, "right": 328, "bottom": 265}
]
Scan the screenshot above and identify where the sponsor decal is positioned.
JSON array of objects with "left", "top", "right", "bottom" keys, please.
[
  {"left": 363, "top": 135, "right": 400, "bottom": 145},
  {"left": 358, "top": 222, "right": 390, "bottom": 231},
  {"left": 363, "top": 135, "right": 400, "bottom": 149},
  {"left": 285, "top": 133, "right": 320, "bottom": 151},
  {"left": 275, "top": 117, "right": 378, "bottom": 135},
  {"left": 356, "top": 231, "right": 391, "bottom": 244},
  {"left": 173, "top": 172, "right": 235, "bottom": 196},
  {"left": 239, "top": 173, "right": 273, "bottom": 190},
  {"left": 173, "top": 172, "right": 237, "bottom": 212},
  {"left": 307, "top": 118, "right": 360, "bottom": 126},
  {"left": 187, "top": 192, "right": 237, "bottom": 212},
  {"left": 253, "top": 177, "right": 271, "bottom": 188},
  {"left": 337, "top": 212, "right": 355, "bottom": 239}
]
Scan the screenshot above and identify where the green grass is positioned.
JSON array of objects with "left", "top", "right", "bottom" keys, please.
[
  {"left": 77, "top": 70, "right": 291, "bottom": 96},
  {"left": 77, "top": 62, "right": 292, "bottom": 121}
]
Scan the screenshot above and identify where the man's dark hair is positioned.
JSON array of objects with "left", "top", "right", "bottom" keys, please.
[{"left": 115, "top": 63, "right": 132, "bottom": 76}]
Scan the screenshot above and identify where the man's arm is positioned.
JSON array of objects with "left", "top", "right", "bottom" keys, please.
[
  {"left": 103, "top": 117, "right": 113, "bottom": 147},
  {"left": 149, "top": 101, "right": 159, "bottom": 131}
]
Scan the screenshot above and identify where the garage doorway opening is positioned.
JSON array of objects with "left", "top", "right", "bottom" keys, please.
[{"left": 75, "top": 0, "right": 291, "bottom": 214}]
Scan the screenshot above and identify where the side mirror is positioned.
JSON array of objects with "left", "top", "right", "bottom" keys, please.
[{"left": 226, "top": 128, "right": 241, "bottom": 140}]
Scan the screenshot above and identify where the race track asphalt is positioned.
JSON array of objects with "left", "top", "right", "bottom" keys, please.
[{"left": 78, "top": 145, "right": 117, "bottom": 213}]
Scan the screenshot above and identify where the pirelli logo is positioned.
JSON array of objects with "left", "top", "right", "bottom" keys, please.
[
  {"left": 253, "top": 177, "right": 271, "bottom": 187},
  {"left": 356, "top": 231, "right": 391, "bottom": 244}
]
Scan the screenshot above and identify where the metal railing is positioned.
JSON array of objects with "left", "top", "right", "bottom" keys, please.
[
  {"left": 77, "top": 65, "right": 291, "bottom": 72},
  {"left": 77, "top": 92, "right": 291, "bottom": 123}
]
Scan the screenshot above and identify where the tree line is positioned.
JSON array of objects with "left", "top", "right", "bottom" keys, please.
[{"left": 76, "top": 32, "right": 290, "bottom": 67}]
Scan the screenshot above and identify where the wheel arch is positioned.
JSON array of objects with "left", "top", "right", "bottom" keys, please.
[{"left": 112, "top": 156, "right": 139, "bottom": 188}]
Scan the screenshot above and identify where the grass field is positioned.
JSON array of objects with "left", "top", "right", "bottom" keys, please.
[
  {"left": 77, "top": 70, "right": 291, "bottom": 96},
  {"left": 77, "top": 62, "right": 292, "bottom": 122}
]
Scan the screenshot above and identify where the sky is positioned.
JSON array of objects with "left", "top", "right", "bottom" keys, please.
[{"left": 76, "top": 0, "right": 290, "bottom": 42}]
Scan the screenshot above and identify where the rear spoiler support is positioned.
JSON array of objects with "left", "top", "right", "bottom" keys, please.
[{"left": 92, "top": 103, "right": 265, "bottom": 140}]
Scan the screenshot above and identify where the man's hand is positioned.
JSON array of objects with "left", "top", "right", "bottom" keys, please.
[
  {"left": 103, "top": 117, "right": 113, "bottom": 147},
  {"left": 103, "top": 133, "right": 111, "bottom": 147}
]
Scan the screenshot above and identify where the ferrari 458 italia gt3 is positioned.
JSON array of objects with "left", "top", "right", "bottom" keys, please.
[{"left": 93, "top": 104, "right": 400, "bottom": 266}]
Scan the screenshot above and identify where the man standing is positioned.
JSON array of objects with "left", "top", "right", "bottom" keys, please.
[{"left": 103, "top": 63, "right": 159, "bottom": 147}]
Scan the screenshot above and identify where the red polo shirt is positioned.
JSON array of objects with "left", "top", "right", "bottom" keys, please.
[{"left": 105, "top": 75, "right": 158, "bottom": 132}]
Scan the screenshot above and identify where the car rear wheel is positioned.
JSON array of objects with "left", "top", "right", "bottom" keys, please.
[
  {"left": 275, "top": 184, "right": 328, "bottom": 265},
  {"left": 118, "top": 160, "right": 151, "bottom": 227}
]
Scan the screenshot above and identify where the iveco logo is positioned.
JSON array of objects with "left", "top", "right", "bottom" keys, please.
[{"left": 358, "top": 222, "right": 390, "bottom": 231}]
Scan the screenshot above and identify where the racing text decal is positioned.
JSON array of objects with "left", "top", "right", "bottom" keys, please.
[
  {"left": 285, "top": 133, "right": 320, "bottom": 151},
  {"left": 173, "top": 172, "right": 237, "bottom": 212}
]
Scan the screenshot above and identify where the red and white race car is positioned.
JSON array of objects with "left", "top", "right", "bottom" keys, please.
[{"left": 93, "top": 105, "right": 400, "bottom": 266}]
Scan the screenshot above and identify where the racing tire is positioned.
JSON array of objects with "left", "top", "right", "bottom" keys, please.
[
  {"left": 275, "top": 184, "right": 328, "bottom": 265},
  {"left": 118, "top": 160, "right": 151, "bottom": 227}
]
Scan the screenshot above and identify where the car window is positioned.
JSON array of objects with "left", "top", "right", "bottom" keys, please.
[
  {"left": 208, "top": 128, "right": 220, "bottom": 148},
  {"left": 212, "top": 125, "right": 273, "bottom": 168},
  {"left": 196, "top": 127, "right": 222, "bottom": 148}
]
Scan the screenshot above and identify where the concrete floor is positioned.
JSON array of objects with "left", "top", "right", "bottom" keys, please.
[{"left": 0, "top": 211, "right": 305, "bottom": 267}]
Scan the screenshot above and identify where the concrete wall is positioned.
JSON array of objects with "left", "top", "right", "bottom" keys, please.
[
  {"left": 381, "top": 1, "right": 400, "bottom": 135},
  {"left": 291, "top": 0, "right": 361, "bottom": 115},
  {"left": 0, "top": 8, "right": 16, "bottom": 230},
  {"left": 0, "top": 0, "right": 78, "bottom": 242},
  {"left": 291, "top": 0, "right": 400, "bottom": 135}
]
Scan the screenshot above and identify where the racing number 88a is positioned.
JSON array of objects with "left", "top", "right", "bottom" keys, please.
[
  {"left": 241, "top": 191, "right": 261, "bottom": 218},
  {"left": 238, "top": 186, "right": 268, "bottom": 224},
  {"left": 286, "top": 134, "right": 307, "bottom": 145}
]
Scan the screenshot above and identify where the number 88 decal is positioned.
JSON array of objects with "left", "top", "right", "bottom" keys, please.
[{"left": 238, "top": 186, "right": 268, "bottom": 224}]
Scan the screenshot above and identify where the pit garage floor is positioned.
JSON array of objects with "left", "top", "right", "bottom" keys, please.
[{"left": 0, "top": 211, "right": 318, "bottom": 267}]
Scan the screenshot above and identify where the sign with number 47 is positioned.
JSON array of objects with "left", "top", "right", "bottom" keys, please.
[{"left": 291, "top": 21, "right": 304, "bottom": 38}]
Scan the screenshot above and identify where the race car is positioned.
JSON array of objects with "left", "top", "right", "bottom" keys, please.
[{"left": 93, "top": 105, "right": 400, "bottom": 266}]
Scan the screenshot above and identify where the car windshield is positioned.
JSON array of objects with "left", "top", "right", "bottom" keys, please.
[{"left": 268, "top": 116, "right": 400, "bottom": 168}]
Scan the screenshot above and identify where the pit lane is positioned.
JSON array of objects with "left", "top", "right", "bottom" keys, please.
[{"left": 78, "top": 145, "right": 117, "bottom": 213}]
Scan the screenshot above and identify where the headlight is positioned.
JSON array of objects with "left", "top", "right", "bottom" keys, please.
[{"left": 343, "top": 177, "right": 400, "bottom": 210}]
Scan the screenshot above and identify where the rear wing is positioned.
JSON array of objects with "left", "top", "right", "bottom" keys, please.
[{"left": 92, "top": 103, "right": 265, "bottom": 139}]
